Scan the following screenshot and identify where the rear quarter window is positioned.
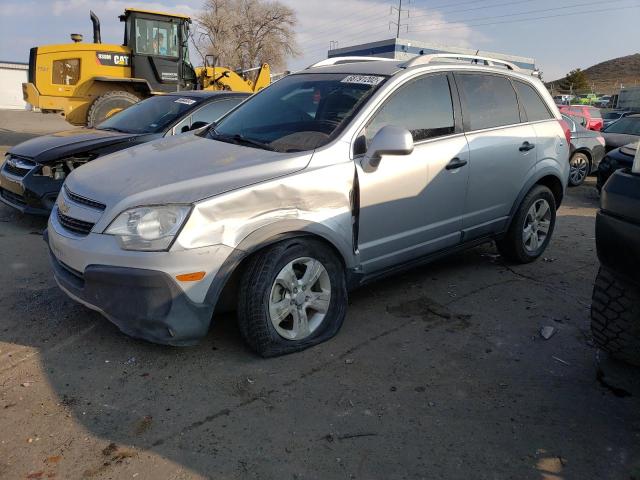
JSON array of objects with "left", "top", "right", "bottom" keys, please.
[
  {"left": 457, "top": 73, "right": 520, "bottom": 131},
  {"left": 514, "top": 81, "right": 553, "bottom": 122}
]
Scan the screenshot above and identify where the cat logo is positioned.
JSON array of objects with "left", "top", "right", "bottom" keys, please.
[
  {"left": 96, "top": 52, "right": 131, "bottom": 67},
  {"left": 113, "top": 55, "right": 129, "bottom": 66}
]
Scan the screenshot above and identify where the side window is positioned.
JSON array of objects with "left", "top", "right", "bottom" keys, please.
[
  {"left": 135, "top": 19, "right": 179, "bottom": 57},
  {"left": 514, "top": 81, "right": 553, "bottom": 122},
  {"left": 191, "top": 99, "right": 243, "bottom": 125},
  {"left": 52, "top": 59, "right": 80, "bottom": 85},
  {"left": 457, "top": 74, "right": 520, "bottom": 131},
  {"left": 365, "top": 74, "right": 455, "bottom": 145}
]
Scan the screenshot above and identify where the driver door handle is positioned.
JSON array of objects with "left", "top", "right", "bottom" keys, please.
[
  {"left": 446, "top": 157, "right": 468, "bottom": 170},
  {"left": 519, "top": 141, "right": 535, "bottom": 152}
]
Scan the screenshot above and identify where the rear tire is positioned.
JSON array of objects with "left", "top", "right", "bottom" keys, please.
[
  {"left": 496, "top": 185, "right": 556, "bottom": 264},
  {"left": 568, "top": 152, "right": 591, "bottom": 187},
  {"left": 591, "top": 267, "right": 640, "bottom": 367},
  {"left": 86, "top": 90, "right": 140, "bottom": 127},
  {"left": 237, "top": 238, "right": 347, "bottom": 357}
]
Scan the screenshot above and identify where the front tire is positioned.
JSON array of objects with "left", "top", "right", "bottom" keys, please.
[
  {"left": 237, "top": 239, "right": 347, "bottom": 357},
  {"left": 591, "top": 267, "right": 640, "bottom": 366},
  {"left": 496, "top": 185, "right": 557, "bottom": 264},
  {"left": 568, "top": 152, "right": 590, "bottom": 187},
  {"left": 86, "top": 90, "right": 140, "bottom": 127}
]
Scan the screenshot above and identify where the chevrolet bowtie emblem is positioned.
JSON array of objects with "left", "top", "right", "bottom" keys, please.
[{"left": 59, "top": 200, "right": 70, "bottom": 214}]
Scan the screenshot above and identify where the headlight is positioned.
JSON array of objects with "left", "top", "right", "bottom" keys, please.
[{"left": 105, "top": 205, "right": 191, "bottom": 251}]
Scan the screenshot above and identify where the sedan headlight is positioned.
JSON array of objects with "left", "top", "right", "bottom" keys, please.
[{"left": 105, "top": 205, "right": 191, "bottom": 251}]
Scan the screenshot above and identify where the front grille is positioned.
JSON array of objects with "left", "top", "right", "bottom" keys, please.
[
  {"left": 64, "top": 186, "right": 106, "bottom": 211},
  {"left": 56, "top": 209, "right": 95, "bottom": 236},
  {"left": 0, "top": 188, "right": 26, "bottom": 206}
]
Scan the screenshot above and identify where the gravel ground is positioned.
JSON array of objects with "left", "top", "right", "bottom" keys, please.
[{"left": 0, "top": 110, "right": 638, "bottom": 480}]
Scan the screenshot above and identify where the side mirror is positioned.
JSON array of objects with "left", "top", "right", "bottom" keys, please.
[
  {"left": 361, "top": 125, "right": 414, "bottom": 172},
  {"left": 180, "top": 124, "right": 190, "bottom": 133}
]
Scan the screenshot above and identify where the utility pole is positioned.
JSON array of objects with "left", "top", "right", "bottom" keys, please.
[{"left": 390, "top": 0, "right": 409, "bottom": 38}]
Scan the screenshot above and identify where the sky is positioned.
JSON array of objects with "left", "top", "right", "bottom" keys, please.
[{"left": 1, "top": 0, "right": 639, "bottom": 81}]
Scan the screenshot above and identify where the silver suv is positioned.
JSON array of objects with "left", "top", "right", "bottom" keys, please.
[{"left": 46, "top": 55, "right": 570, "bottom": 356}]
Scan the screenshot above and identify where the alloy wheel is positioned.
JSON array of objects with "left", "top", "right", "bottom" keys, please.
[
  {"left": 268, "top": 257, "right": 331, "bottom": 340},
  {"left": 569, "top": 154, "right": 589, "bottom": 185},
  {"left": 523, "top": 199, "right": 552, "bottom": 253}
]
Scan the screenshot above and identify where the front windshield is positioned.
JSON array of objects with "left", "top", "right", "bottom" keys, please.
[
  {"left": 210, "top": 73, "right": 387, "bottom": 152},
  {"left": 97, "top": 95, "right": 202, "bottom": 134},
  {"left": 604, "top": 117, "right": 640, "bottom": 135},
  {"left": 603, "top": 112, "right": 622, "bottom": 120}
]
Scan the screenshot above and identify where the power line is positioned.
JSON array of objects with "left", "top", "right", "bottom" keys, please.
[
  {"left": 409, "top": 0, "right": 639, "bottom": 32},
  {"left": 299, "top": 2, "right": 639, "bottom": 60},
  {"left": 295, "top": 0, "right": 512, "bottom": 47},
  {"left": 411, "top": 3, "right": 640, "bottom": 33},
  {"left": 409, "top": 0, "right": 533, "bottom": 20}
]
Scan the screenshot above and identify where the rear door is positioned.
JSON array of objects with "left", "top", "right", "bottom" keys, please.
[
  {"left": 356, "top": 73, "right": 469, "bottom": 273},
  {"left": 512, "top": 79, "right": 562, "bottom": 172},
  {"left": 456, "top": 72, "right": 538, "bottom": 240}
]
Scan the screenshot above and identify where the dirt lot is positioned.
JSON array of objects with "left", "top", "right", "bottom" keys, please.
[{"left": 0, "top": 111, "right": 639, "bottom": 480}]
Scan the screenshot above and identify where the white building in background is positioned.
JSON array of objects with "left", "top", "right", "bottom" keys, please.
[
  {"left": 328, "top": 38, "right": 537, "bottom": 72},
  {"left": 0, "top": 61, "right": 28, "bottom": 110}
]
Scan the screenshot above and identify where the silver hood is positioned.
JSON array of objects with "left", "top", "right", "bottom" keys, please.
[{"left": 64, "top": 133, "right": 312, "bottom": 210}]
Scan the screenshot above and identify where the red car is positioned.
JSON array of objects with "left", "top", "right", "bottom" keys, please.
[{"left": 558, "top": 105, "right": 603, "bottom": 131}]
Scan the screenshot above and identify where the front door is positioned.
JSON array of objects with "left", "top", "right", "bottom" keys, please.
[{"left": 356, "top": 73, "right": 469, "bottom": 273}]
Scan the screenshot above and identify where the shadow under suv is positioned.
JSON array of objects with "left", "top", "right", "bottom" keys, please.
[{"left": 46, "top": 54, "right": 570, "bottom": 357}]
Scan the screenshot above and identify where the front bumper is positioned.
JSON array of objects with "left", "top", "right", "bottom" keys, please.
[
  {"left": 0, "top": 161, "right": 61, "bottom": 215},
  {"left": 46, "top": 213, "right": 238, "bottom": 346}
]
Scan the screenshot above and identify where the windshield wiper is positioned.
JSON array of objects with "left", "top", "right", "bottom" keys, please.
[{"left": 210, "top": 131, "right": 275, "bottom": 151}]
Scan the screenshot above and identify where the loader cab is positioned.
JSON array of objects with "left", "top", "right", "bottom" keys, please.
[{"left": 120, "top": 8, "right": 196, "bottom": 93}]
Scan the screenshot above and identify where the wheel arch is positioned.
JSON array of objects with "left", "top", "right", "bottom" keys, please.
[
  {"left": 91, "top": 77, "right": 152, "bottom": 97},
  {"left": 204, "top": 223, "right": 354, "bottom": 313},
  {"left": 509, "top": 169, "right": 565, "bottom": 223}
]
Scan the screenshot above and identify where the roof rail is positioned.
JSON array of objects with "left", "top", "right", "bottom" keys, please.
[
  {"left": 402, "top": 53, "right": 521, "bottom": 71},
  {"left": 307, "top": 56, "right": 396, "bottom": 69}
]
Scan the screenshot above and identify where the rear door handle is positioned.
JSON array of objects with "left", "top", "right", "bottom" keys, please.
[
  {"left": 519, "top": 141, "right": 535, "bottom": 152},
  {"left": 446, "top": 157, "right": 468, "bottom": 170}
]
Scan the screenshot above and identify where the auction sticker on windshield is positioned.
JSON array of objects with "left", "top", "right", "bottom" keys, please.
[
  {"left": 341, "top": 75, "right": 384, "bottom": 86},
  {"left": 174, "top": 98, "right": 197, "bottom": 105}
]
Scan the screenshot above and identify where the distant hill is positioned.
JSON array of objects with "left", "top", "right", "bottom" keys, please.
[{"left": 547, "top": 53, "right": 640, "bottom": 94}]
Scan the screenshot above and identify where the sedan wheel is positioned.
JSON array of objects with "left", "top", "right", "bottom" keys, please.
[{"left": 569, "top": 153, "right": 590, "bottom": 186}]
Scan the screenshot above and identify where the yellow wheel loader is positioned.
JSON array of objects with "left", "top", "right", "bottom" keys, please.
[{"left": 23, "top": 8, "right": 270, "bottom": 126}]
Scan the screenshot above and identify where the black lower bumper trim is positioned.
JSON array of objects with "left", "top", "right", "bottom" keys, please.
[{"left": 48, "top": 243, "right": 214, "bottom": 346}]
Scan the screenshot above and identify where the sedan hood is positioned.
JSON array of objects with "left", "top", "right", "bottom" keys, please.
[
  {"left": 8, "top": 129, "right": 145, "bottom": 164},
  {"left": 603, "top": 132, "right": 640, "bottom": 152},
  {"left": 65, "top": 133, "right": 312, "bottom": 211}
]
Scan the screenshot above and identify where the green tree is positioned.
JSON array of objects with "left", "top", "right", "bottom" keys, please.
[{"left": 558, "top": 69, "right": 590, "bottom": 92}]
